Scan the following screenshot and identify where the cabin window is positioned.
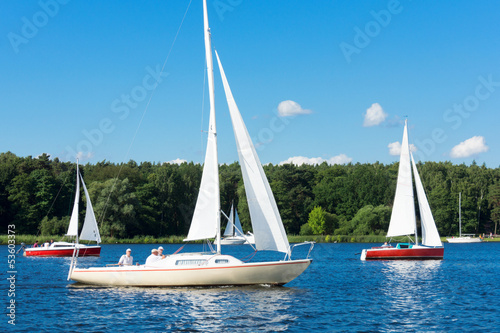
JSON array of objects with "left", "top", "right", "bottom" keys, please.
[
  {"left": 175, "top": 260, "right": 205, "bottom": 266},
  {"left": 215, "top": 259, "right": 229, "bottom": 264}
]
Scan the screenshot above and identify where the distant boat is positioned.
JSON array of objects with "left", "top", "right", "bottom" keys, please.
[
  {"left": 24, "top": 160, "right": 101, "bottom": 257},
  {"left": 361, "top": 120, "right": 444, "bottom": 260},
  {"left": 220, "top": 203, "right": 246, "bottom": 245},
  {"left": 68, "top": 0, "right": 312, "bottom": 286},
  {"left": 446, "top": 192, "right": 482, "bottom": 243}
]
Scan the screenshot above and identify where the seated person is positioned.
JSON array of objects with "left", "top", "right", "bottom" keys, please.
[
  {"left": 118, "top": 248, "right": 133, "bottom": 266},
  {"left": 145, "top": 248, "right": 161, "bottom": 265},
  {"left": 158, "top": 246, "right": 166, "bottom": 259}
]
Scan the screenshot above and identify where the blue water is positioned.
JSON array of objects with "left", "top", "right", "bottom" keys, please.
[{"left": 3, "top": 242, "right": 499, "bottom": 332}]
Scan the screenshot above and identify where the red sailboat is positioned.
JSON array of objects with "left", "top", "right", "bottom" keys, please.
[
  {"left": 361, "top": 120, "right": 444, "bottom": 260},
  {"left": 24, "top": 161, "right": 101, "bottom": 257}
]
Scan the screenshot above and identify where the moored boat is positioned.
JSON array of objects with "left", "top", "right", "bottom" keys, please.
[{"left": 446, "top": 193, "right": 482, "bottom": 243}]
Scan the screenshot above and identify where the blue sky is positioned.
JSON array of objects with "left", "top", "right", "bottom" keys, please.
[{"left": 2, "top": 0, "right": 499, "bottom": 167}]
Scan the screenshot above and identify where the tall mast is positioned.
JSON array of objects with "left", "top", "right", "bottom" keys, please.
[
  {"left": 75, "top": 159, "right": 79, "bottom": 245},
  {"left": 203, "top": 0, "right": 221, "bottom": 253},
  {"left": 407, "top": 120, "right": 419, "bottom": 246}
]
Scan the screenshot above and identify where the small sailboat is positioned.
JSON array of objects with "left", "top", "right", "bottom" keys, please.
[
  {"left": 220, "top": 203, "right": 247, "bottom": 245},
  {"left": 361, "top": 120, "right": 444, "bottom": 260},
  {"left": 446, "top": 193, "right": 482, "bottom": 243},
  {"left": 68, "top": 0, "right": 312, "bottom": 286},
  {"left": 24, "top": 161, "right": 101, "bottom": 257}
]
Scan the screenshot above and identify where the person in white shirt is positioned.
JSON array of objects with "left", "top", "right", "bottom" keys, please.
[
  {"left": 158, "top": 246, "right": 166, "bottom": 259},
  {"left": 145, "top": 248, "right": 161, "bottom": 265},
  {"left": 118, "top": 248, "right": 133, "bottom": 266}
]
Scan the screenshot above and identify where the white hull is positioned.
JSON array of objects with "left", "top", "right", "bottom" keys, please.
[
  {"left": 220, "top": 237, "right": 246, "bottom": 245},
  {"left": 446, "top": 237, "right": 482, "bottom": 243},
  {"left": 70, "top": 253, "right": 311, "bottom": 286}
]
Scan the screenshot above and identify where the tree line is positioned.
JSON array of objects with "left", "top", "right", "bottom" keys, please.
[{"left": 1, "top": 151, "right": 499, "bottom": 238}]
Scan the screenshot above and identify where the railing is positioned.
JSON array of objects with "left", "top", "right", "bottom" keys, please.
[{"left": 287, "top": 241, "right": 315, "bottom": 260}]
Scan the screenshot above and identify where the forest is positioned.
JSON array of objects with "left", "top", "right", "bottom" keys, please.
[{"left": 1, "top": 151, "right": 499, "bottom": 239}]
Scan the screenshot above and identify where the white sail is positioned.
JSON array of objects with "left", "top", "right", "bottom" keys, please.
[
  {"left": 224, "top": 205, "right": 235, "bottom": 237},
  {"left": 224, "top": 204, "right": 243, "bottom": 237},
  {"left": 215, "top": 51, "right": 290, "bottom": 255},
  {"left": 387, "top": 119, "right": 416, "bottom": 238},
  {"left": 185, "top": 0, "right": 220, "bottom": 243},
  {"left": 66, "top": 162, "right": 80, "bottom": 237},
  {"left": 411, "top": 153, "right": 442, "bottom": 247},
  {"left": 233, "top": 207, "right": 243, "bottom": 236},
  {"left": 79, "top": 174, "right": 101, "bottom": 243}
]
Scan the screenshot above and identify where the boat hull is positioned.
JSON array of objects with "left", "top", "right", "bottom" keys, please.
[
  {"left": 70, "top": 255, "right": 311, "bottom": 286},
  {"left": 446, "top": 237, "right": 482, "bottom": 243},
  {"left": 24, "top": 245, "right": 101, "bottom": 257},
  {"left": 220, "top": 237, "right": 246, "bottom": 245},
  {"left": 361, "top": 246, "right": 444, "bottom": 260}
]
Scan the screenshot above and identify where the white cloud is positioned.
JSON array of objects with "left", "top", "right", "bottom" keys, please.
[
  {"left": 166, "top": 158, "right": 187, "bottom": 165},
  {"left": 450, "top": 136, "right": 489, "bottom": 158},
  {"left": 388, "top": 141, "right": 417, "bottom": 156},
  {"left": 76, "top": 151, "right": 94, "bottom": 160},
  {"left": 363, "top": 103, "right": 388, "bottom": 127},
  {"left": 277, "top": 100, "right": 312, "bottom": 117},
  {"left": 279, "top": 154, "right": 352, "bottom": 166}
]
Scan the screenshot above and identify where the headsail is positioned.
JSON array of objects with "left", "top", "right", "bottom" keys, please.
[
  {"left": 215, "top": 51, "right": 290, "bottom": 255},
  {"left": 185, "top": 0, "right": 221, "bottom": 244},
  {"left": 411, "top": 153, "right": 442, "bottom": 247},
  {"left": 66, "top": 162, "right": 80, "bottom": 237},
  {"left": 79, "top": 174, "right": 101, "bottom": 243},
  {"left": 387, "top": 119, "right": 416, "bottom": 238}
]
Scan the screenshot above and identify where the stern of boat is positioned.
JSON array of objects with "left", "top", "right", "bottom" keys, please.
[{"left": 360, "top": 249, "right": 367, "bottom": 261}]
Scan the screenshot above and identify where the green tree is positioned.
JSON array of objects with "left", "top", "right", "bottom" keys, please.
[{"left": 308, "top": 206, "right": 326, "bottom": 235}]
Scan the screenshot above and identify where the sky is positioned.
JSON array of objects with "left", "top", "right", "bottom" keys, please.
[{"left": 2, "top": 0, "right": 499, "bottom": 167}]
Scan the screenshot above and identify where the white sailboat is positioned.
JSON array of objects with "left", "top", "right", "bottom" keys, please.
[
  {"left": 220, "top": 203, "right": 247, "bottom": 245},
  {"left": 68, "top": 0, "right": 312, "bottom": 286},
  {"left": 446, "top": 193, "right": 482, "bottom": 243},
  {"left": 361, "top": 120, "right": 444, "bottom": 260},
  {"left": 24, "top": 160, "right": 101, "bottom": 257}
]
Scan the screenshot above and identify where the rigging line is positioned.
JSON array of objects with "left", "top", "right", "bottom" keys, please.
[{"left": 98, "top": 0, "right": 193, "bottom": 224}]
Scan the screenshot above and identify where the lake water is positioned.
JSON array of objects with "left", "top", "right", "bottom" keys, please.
[{"left": 4, "top": 242, "right": 499, "bottom": 332}]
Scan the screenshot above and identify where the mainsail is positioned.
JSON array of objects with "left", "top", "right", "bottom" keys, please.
[
  {"left": 387, "top": 119, "right": 416, "bottom": 238},
  {"left": 185, "top": 0, "right": 220, "bottom": 244},
  {"left": 66, "top": 162, "right": 80, "bottom": 237},
  {"left": 215, "top": 51, "right": 290, "bottom": 255},
  {"left": 411, "top": 153, "right": 442, "bottom": 247}
]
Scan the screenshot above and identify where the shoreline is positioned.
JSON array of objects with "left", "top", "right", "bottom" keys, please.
[{"left": 2, "top": 234, "right": 499, "bottom": 245}]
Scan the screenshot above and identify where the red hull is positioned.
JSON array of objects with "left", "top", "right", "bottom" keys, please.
[
  {"left": 24, "top": 246, "right": 101, "bottom": 257},
  {"left": 364, "top": 247, "right": 444, "bottom": 260}
]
